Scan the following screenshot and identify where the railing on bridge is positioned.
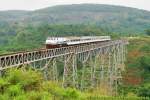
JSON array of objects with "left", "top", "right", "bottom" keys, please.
[{"left": 0, "top": 39, "right": 128, "bottom": 96}]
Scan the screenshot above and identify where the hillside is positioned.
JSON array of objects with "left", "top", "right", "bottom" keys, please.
[
  {"left": 0, "top": 4, "right": 150, "bottom": 34},
  {"left": 121, "top": 37, "right": 150, "bottom": 97},
  {"left": 0, "top": 4, "right": 150, "bottom": 52}
]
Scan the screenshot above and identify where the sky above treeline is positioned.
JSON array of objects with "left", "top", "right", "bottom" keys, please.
[{"left": 0, "top": 0, "right": 149, "bottom": 11}]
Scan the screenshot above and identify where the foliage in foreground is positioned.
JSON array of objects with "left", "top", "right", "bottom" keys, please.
[
  {"left": 0, "top": 69, "right": 82, "bottom": 100},
  {"left": 0, "top": 69, "right": 149, "bottom": 100}
]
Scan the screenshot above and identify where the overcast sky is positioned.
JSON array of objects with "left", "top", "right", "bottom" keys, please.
[{"left": 0, "top": 0, "right": 149, "bottom": 11}]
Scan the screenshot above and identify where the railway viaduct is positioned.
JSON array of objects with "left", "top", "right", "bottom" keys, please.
[{"left": 0, "top": 39, "right": 128, "bottom": 95}]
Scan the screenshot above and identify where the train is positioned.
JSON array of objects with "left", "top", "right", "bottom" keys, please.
[
  {"left": 45, "top": 36, "right": 111, "bottom": 49},
  {"left": 0, "top": 36, "right": 111, "bottom": 56}
]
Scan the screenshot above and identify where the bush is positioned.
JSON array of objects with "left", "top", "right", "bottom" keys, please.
[
  {"left": 13, "top": 95, "right": 27, "bottom": 100},
  {"left": 6, "top": 69, "right": 23, "bottom": 85},
  {"left": 26, "top": 91, "right": 52, "bottom": 100},
  {"left": 20, "top": 70, "right": 43, "bottom": 91},
  {"left": 63, "top": 88, "right": 80, "bottom": 99},
  {"left": 0, "top": 94, "right": 9, "bottom": 100},
  {"left": 140, "top": 56, "right": 150, "bottom": 72},
  {"left": 145, "top": 29, "right": 150, "bottom": 36},
  {"left": 26, "top": 91, "right": 42, "bottom": 100},
  {"left": 40, "top": 91, "right": 52, "bottom": 100},
  {"left": 137, "top": 84, "right": 150, "bottom": 97},
  {"left": 0, "top": 78, "right": 9, "bottom": 94},
  {"left": 7, "top": 84, "right": 23, "bottom": 97},
  {"left": 42, "top": 81, "right": 81, "bottom": 99},
  {"left": 6, "top": 69, "right": 43, "bottom": 91}
]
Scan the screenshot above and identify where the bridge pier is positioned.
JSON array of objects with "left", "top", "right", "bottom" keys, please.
[
  {"left": 63, "top": 53, "right": 78, "bottom": 88},
  {"left": 80, "top": 51, "right": 94, "bottom": 90},
  {"left": 43, "top": 58, "right": 58, "bottom": 81}
]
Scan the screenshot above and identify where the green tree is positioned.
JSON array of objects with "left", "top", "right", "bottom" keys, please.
[
  {"left": 145, "top": 29, "right": 150, "bottom": 36},
  {"left": 138, "top": 84, "right": 150, "bottom": 97}
]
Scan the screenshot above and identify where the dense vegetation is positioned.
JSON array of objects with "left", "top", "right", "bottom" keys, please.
[
  {"left": 145, "top": 29, "right": 150, "bottom": 36},
  {"left": 121, "top": 37, "right": 150, "bottom": 97},
  {"left": 0, "top": 24, "right": 117, "bottom": 54},
  {"left": 0, "top": 68, "right": 149, "bottom": 100},
  {"left": 0, "top": 69, "right": 81, "bottom": 100}
]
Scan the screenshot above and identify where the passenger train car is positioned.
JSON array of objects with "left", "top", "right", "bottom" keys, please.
[
  {"left": 0, "top": 36, "right": 111, "bottom": 56},
  {"left": 45, "top": 36, "right": 111, "bottom": 49}
]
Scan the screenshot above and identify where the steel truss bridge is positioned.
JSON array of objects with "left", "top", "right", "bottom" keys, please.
[{"left": 0, "top": 40, "right": 128, "bottom": 95}]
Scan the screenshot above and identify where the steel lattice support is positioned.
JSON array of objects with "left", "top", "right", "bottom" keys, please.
[
  {"left": 80, "top": 51, "right": 94, "bottom": 90},
  {"left": 63, "top": 53, "right": 78, "bottom": 88},
  {"left": 42, "top": 58, "right": 58, "bottom": 81}
]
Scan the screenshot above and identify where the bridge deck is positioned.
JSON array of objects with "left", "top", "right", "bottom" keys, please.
[{"left": 0, "top": 40, "right": 128, "bottom": 70}]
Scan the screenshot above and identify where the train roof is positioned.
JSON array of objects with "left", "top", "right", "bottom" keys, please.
[
  {"left": 46, "top": 36, "right": 111, "bottom": 45},
  {"left": 47, "top": 36, "right": 110, "bottom": 40}
]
